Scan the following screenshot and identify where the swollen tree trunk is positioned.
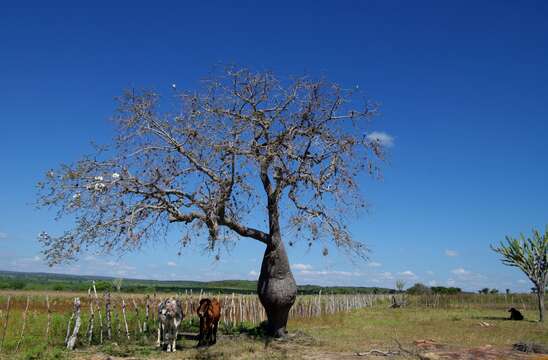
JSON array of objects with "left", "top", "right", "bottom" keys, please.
[
  {"left": 257, "top": 195, "right": 297, "bottom": 337},
  {"left": 258, "top": 237, "right": 297, "bottom": 337}
]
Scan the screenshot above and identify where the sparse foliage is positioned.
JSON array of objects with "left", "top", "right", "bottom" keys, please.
[
  {"left": 36, "top": 66, "right": 385, "bottom": 336},
  {"left": 491, "top": 226, "right": 548, "bottom": 322}
]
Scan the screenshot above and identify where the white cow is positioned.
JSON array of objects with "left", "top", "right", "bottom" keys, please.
[{"left": 156, "top": 298, "right": 184, "bottom": 352}]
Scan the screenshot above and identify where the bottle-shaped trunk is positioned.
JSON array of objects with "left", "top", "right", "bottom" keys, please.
[{"left": 257, "top": 233, "right": 297, "bottom": 337}]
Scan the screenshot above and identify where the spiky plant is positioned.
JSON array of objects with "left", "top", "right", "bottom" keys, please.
[{"left": 491, "top": 227, "right": 548, "bottom": 322}]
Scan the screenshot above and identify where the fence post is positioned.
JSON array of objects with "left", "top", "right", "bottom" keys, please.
[
  {"left": 86, "top": 289, "right": 95, "bottom": 344},
  {"left": 0, "top": 296, "right": 11, "bottom": 352},
  {"left": 66, "top": 298, "right": 81, "bottom": 350},
  {"left": 15, "top": 296, "right": 30, "bottom": 352},
  {"left": 144, "top": 295, "right": 150, "bottom": 334},
  {"left": 121, "top": 299, "right": 130, "bottom": 340},
  {"left": 105, "top": 292, "right": 112, "bottom": 340},
  {"left": 132, "top": 297, "right": 142, "bottom": 334},
  {"left": 45, "top": 295, "right": 51, "bottom": 345}
]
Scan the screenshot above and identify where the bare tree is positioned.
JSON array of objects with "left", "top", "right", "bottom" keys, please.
[
  {"left": 37, "top": 67, "right": 385, "bottom": 337},
  {"left": 492, "top": 227, "right": 548, "bottom": 322}
]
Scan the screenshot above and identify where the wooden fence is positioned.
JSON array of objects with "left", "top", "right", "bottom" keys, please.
[{"left": 0, "top": 290, "right": 389, "bottom": 353}]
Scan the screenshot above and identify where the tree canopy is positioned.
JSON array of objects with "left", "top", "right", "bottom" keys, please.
[{"left": 37, "top": 67, "right": 384, "bottom": 266}]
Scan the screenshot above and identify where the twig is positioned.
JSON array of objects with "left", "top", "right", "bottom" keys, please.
[
  {"left": 356, "top": 349, "right": 401, "bottom": 356},
  {"left": 393, "top": 338, "right": 420, "bottom": 358}
]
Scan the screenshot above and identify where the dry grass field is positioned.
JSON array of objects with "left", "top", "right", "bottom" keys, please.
[{"left": 0, "top": 291, "right": 546, "bottom": 359}]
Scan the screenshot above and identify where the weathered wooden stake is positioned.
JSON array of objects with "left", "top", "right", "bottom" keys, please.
[
  {"left": 121, "top": 299, "right": 130, "bottom": 340},
  {"left": 65, "top": 301, "right": 75, "bottom": 346},
  {"left": 92, "top": 281, "right": 103, "bottom": 344},
  {"left": 66, "top": 297, "right": 81, "bottom": 350},
  {"left": 105, "top": 292, "right": 112, "bottom": 340},
  {"left": 45, "top": 295, "right": 51, "bottom": 344},
  {"left": 0, "top": 296, "right": 11, "bottom": 352},
  {"left": 113, "top": 298, "right": 121, "bottom": 339},
  {"left": 15, "top": 296, "right": 30, "bottom": 352},
  {"left": 144, "top": 295, "right": 150, "bottom": 333},
  {"left": 132, "top": 297, "right": 142, "bottom": 334},
  {"left": 86, "top": 288, "right": 95, "bottom": 344}
]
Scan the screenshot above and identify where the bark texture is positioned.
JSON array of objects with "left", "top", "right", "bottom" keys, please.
[{"left": 258, "top": 237, "right": 297, "bottom": 337}]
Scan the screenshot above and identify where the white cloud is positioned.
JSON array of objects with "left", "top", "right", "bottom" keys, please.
[
  {"left": 517, "top": 279, "right": 528, "bottom": 284},
  {"left": 426, "top": 270, "right": 435, "bottom": 276},
  {"left": 451, "top": 268, "right": 470, "bottom": 276},
  {"left": 248, "top": 270, "right": 259, "bottom": 277},
  {"left": 380, "top": 272, "right": 394, "bottom": 280},
  {"left": 292, "top": 263, "right": 313, "bottom": 271},
  {"left": 366, "top": 131, "right": 394, "bottom": 147},
  {"left": 0, "top": 232, "right": 7, "bottom": 239},
  {"left": 398, "top": 270, "right": 416, "bottom": 278},
  {"left": 447, "top": 279, "right": 456, "bottom": 286},
  {"left": 299, "top": 270, "right": 361, "bottom": 277},
  {"left": 167, "top": 261, "right": 177, "bottom": 267},
  {"left": 368, "top": 261, "right": 382, "bottom": 267},
  {"left": 445, "top": 249, "right": 459, "bottom": 257},
  {"left": 428, "top": 280, "right": 437, "bottom": 286},
  {"left": 448, "top": 268, "right": 487, "bottom": 288}
]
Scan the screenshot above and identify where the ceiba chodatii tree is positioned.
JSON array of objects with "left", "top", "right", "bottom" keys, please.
[
  {"left": 492, "top": 227, "right": 548, "bottom": 322},
  {"left": 37, "top": 67, "right": 385, "bottom": 336}
]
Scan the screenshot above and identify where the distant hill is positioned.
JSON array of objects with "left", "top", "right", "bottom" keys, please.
[{"left": 0, "top": 270, "right": 394, "bottom": 295}]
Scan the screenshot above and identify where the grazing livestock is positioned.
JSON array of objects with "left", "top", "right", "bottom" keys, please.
[
  {"left": 508, "top": 307, "right": 524, "bottom": 321},
  {"left": 197, "top": 298, "right": 221, "bottom": 346},
  {"left": 156, "top": 298, "right": 184, "bottom": 352}
]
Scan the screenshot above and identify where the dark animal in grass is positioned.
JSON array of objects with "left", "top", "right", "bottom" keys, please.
[
  {"left": 197, "top": 298, "right": 221, "bottom": 346},
  {"left": 389, "top": 295, "right": 405, "bottom": 308},
  {"left": 156, "top": 298, "right": 184, "bottom": 352},
  {"left": 508, "top": 307, "right": 524, "bottom": 321}
]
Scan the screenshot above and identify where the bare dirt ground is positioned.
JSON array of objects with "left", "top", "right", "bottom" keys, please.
[{"left": 66, "top": 331, "right": 547, "bottom": 360}]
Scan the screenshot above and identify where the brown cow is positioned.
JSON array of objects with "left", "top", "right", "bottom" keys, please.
[{"left": 197, "top": 298, "right": 221, "bottom": 346}]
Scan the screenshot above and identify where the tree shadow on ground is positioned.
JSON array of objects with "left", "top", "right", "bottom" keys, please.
[
  {"left": 221, "top": 321, "right": 319, "bottom": 349},
  {"left": 472, "top": 315, "right": 537, "bottom": 323}
]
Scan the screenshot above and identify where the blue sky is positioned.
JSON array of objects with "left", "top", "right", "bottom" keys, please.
[{"left": 1, "top": 1, "right": 547, "bottom": 292}]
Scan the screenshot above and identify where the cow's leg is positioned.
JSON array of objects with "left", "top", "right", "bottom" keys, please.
[
  {"left": 167, "top": 326, "right": 174, "bottom": 352},
  {"left": 166, "top": 331, "right": 172, "bottom": 352},
  {"left": 212, "top": 321, "right": 218, "bottom": 344},
  {"left": 198, "top": 317, "right": 205, "bottom": 346},
  {"left": 156, "top": 323, "right": 162, "bottom": 348},
  {"left": 207, "top": 319, "right": 213, "bottom": 345},
  {"left": 172, "top": 329, "right": 177, "bottom": 352}
]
